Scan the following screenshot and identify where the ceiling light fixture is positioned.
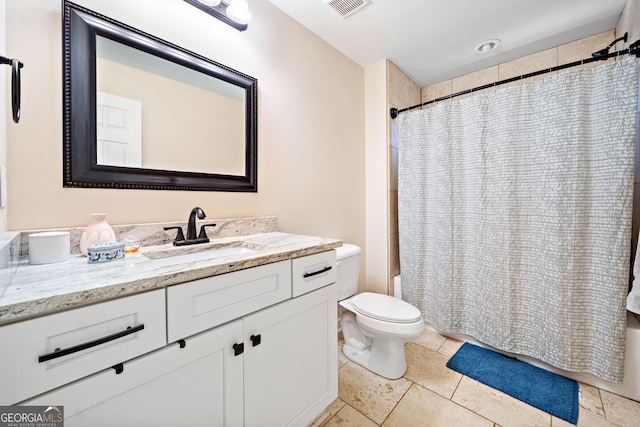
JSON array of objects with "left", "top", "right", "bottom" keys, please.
[
  {"left": 475, "top": 39, "right": 501, "bottom": 53},
  {"left": 197, "top": 0, "right": 221, "bottom": 6},
  {"left": 185, "top": 0, "right": 251, "bottom": 31},
  {"left": 226, "top": 0, "right": 252, "bottom": 25}
]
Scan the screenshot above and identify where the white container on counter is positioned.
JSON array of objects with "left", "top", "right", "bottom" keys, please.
[{"left": 29, "top": 232, "right": 70, "bottom": 265}]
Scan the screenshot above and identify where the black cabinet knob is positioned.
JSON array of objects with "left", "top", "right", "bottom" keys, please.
[
  {"left": 250, "top": 334, "right": 261, "bottom": 347},
  {"left": 233, "top": 342, "right": 244, "bottom": 356}
]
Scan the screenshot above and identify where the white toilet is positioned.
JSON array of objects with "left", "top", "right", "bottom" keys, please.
[{"left": 336, "top": 244, "right": 424, "bottom": 379}]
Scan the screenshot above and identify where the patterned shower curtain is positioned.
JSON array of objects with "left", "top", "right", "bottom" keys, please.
[{"left": 397, "top": 57, "right": 638, "bottom": 382}]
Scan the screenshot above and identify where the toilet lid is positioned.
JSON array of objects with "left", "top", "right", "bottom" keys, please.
[{"left": 351, "top": 292, "right": 422, "bottom": 323}]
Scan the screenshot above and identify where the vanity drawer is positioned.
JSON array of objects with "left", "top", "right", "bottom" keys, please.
[
  {"left": 167, "top": 260, "right": 291, "bottom": 342},
  {"left": 0, "top": 289, "right": 166, "bottom": 404},
  {"left": 292, "top": 251, "right": 337, "bottom": 297}
]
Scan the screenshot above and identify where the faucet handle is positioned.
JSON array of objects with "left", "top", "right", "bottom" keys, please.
[
  {"left": 163, "top": 226, "right": 185, "bottom": 245},
  {"left": 198, "top": 223, "right": 217, "bottom": 240}
]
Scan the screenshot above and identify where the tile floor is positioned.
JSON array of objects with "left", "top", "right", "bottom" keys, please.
[{"left": 310, "top": 329, "right": 640, "bottom": 427}]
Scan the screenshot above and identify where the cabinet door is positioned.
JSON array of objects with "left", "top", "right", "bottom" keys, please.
[
  {"left": 24, "top": 320, "right": 244, "bottom": 427},
  {"left": 243, "top": 283, "right": 337, "bottom": 427}
]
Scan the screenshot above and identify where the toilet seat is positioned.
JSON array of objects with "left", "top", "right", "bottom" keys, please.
[{"left": 351, "top": 292, "right": 422, "bottom": 323}]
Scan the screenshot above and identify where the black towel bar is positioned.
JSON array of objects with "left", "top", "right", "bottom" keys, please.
[{"left": 0, "top": 55, "right": 24, "bottom": 123}]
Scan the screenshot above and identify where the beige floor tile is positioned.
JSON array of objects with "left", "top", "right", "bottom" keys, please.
[
  {"left": 552, "top": 410, "right": 621, "bottom": 427},
  {"left": 382, "top": 383, "right": 493, "bottom": 427},
  {"left": 412, "top": 329, "right": 447, "bottom": 351},
  {"left": 331, "top": 334, "right": 632, "bottom": 427},
  {"left": 438, "top": 338, "right": 463, "bottom": 357},
  {"left": 404, "top": 342, "right": 462, "bottom": 399},
  {"left": 451, "top": 376, "right": 551, "bottom": 427},
  {"left": 338, "top": 361, "right": 412, "bottom": 425},
  {"left": 308, "top": 398, "right": 347, "bottom": 427},
  {"left": 337, "top": 342, "right": 349, "bottom": 368},
  {"left": 324, "top": 404, "right": 379, "bottom": 427},
  {"left": 578, "top": 383, "right": 606, "bottom": 418},
  {"left": 600, "top": 390, "right": 640, "bottom": 427}
]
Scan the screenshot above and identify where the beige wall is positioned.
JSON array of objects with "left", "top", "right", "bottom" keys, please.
[
  {"left": 0, "top": 0, "right": 6, "bottom": 231},
  {"left": 4, "top": 0, "right": 366, "bottom": 277},
  {"left": 363, "top": 61, "right": 387, "bottom": 294},
  {"left": 618, "top": 0, "right": 640, "bottom": 46}
]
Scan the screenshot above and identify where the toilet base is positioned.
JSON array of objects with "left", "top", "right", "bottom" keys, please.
[
  {"left": 342, "top": 338, "right": 408, "bottom": 380},
  {"left": 342, "top": 341, "right": 371, "bottom": 370},
  {"left": 340, "top": 311, "right": 413, "bottom": 380}
]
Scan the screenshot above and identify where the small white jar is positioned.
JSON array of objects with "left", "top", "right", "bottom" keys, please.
[{"left": 28, "top": 231, "right": 70, "bottom": 265}]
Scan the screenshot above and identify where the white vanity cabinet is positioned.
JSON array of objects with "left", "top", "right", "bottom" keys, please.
[
  {"left": 0, "top": 289, "right": 167, "bottom": 405},
  {"left": 4, "top": 249, "right": 338, "bottom": 427},
  {"left": 166, "top": 251, "right": 338, "bottom": 427},
  {"left": 25, "top": 281, "right": 337, "bottom": 427},
  {"left": 24, "top": 319, "right": 244, "bottom": 427}
]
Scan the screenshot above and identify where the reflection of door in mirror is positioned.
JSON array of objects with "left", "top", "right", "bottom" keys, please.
[
  {"left": 96, "top": 36, "right": 246, "bottom": 176},
  {"left": 97, "top": 92, "right": 142, "bottom": 168}
]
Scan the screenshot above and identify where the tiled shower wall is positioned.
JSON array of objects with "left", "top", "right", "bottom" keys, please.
[
  {"left": 386, "top": 64, "right": 420, "bottom": 295},
  {"left": 385, "top": 28, "right": 629, "bottom": 296}
]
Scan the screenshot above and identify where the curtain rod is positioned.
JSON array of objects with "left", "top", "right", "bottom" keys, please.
[{"left": 390, "top": 37, "right": 640, "bottom": 119}]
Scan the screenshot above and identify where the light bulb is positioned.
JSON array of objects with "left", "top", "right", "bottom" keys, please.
[
  {"left": 226, "top": 0, "right": 252, "bottom": 25},
  {"left": 197, "top": 0, "right": 221, "bottom": 6}
]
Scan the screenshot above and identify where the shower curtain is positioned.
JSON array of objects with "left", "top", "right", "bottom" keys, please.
[{"left": 397, "top": 57, "right": 638, "bottom": 382}]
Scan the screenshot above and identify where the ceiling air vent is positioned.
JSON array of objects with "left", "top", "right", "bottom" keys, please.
[{"left": 324, "top": 0, "right": 370, "bottom": 18}]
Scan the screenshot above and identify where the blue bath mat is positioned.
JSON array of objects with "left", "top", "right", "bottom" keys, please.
[{"left": 447, "top": 342, "right": 579, "bottom": 424}]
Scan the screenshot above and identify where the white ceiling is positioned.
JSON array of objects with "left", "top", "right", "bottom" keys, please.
[{"left": 267, "top": 0, "right": 628, "bottom": 87}]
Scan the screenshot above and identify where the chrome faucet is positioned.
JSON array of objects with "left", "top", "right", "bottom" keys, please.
[{"left": 164, "top": 207, "right": 216, "bottom": 246}]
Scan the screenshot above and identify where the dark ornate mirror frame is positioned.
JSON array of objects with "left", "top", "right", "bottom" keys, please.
[{"left": 62, "top": 1, "right": 258, "bottom": 192}]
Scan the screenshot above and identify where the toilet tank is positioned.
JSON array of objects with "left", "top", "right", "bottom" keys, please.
[{"left": 335, "top": 243, "right": 361, "bottom": 300}]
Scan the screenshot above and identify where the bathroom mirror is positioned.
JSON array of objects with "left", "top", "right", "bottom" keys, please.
[{"left": 62, "top": 1, "right": 258, "bottom": 191}]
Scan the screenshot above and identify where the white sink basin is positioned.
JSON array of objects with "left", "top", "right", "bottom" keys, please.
[{"left": 149, "top": 246, "right": 257, "bottom": 267}]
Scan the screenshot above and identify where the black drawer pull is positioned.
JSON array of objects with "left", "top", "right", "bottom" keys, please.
[
  {"left": 38, "top": 324, "right": 145, "bottom": 363},
  {"left": 303, "top": 266, "right": 332, "bottom": 278}
]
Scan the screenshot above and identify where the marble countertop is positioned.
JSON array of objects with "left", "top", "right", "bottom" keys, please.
[{"left": 0, "top": 232, "right": 341, "bottom": 326}]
